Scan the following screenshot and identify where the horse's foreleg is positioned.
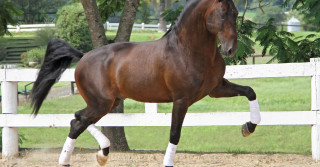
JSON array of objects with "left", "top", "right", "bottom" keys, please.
[
  {"left": 209, "top": 78, "right": 261, "bottom": 137},
  {"left": 163, "top": 100, "right": 188, "bottom": 167}
]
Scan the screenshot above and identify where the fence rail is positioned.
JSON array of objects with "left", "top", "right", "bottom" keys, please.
[
  {"left": 8, "top": 22, "right": 320, "bottom": 32},
  {"left": 1, "top": 59, "right": 320, "bottom": 161},
  {"left": 8, "top": 23, "right": 169, "bottom": 32}
]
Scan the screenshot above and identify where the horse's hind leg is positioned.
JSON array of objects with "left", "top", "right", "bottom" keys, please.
[
  {"left": 209, "top": 78, "right": 261, "bottom": 137},
  {"left": 59, "top": 99, "right": 116, "bottom": 166},
  {"left": 59, "top": 108, "right": 92, "bottom": 166}
]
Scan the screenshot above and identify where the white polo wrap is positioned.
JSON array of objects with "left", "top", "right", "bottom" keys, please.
[
  {"left": 59, "top": 137, "right": 76, "bottom": 165},
  {"left": 249, "top": 99, "right": 261, "bottom": 124},
  {"left": 163, "top": 142, "right": 177, "bottom": 166},
  {"left": 87, "top": 124, "right": 110, "bottom": 149}
]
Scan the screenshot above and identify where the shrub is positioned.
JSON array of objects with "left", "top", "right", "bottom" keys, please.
[
  {"left": 0, "top": 44, "right": 7, "bottom": 61},
  {"left": 55, "top": 3, "right": 92, "bottom": 52},
  {"left": 35, "top": 27, "right": 56, "bottom": 47},
  {"left": 21, "top": 47, "right": 46, "bottom": 67}
]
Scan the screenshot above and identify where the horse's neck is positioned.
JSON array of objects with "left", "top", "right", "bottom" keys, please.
[{"left": 172, "top": 25, "right": 218, "bottom": 57}]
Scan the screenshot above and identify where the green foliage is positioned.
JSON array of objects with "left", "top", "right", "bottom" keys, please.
[
  {"left": 0, "top": 1, "right": 23, "bottom": 36},
  {"left": 162, "top": 6, "right": 183, "bottom": 28},
  {"left": 252, "top": 6, "right": 286, "bottom": 24},
  {"left": 0, "top": 44, "right": 7, "bottom": 61},
  {"left": 98, "top": 0, "right": 126, "bottom": 23},
  {"left": 256, "top": 18, "right": 293, "bottom": 63},
  {"left": 256, "top": 18, "right": 320, "bottom": 63},
  {"left": 138, "top": 1, "right": 152, "bottom": 24},
  {"left": 21, "top": 47, "right": 46, "bottom": 67},
  {"left": 225, "top": 17, "right": 256, "bottom": 65},
  {"left": 11, "top": 0, "right": 67, "bottom": 24},
  {"left": 34, "top": 27, "right": 56, "bottom": 47},
  {"left": 284, "top": 0, "right": 320, "bottom": 26},
  {"left": 55, "top": 3, "right": 92, "bottom": 52}
]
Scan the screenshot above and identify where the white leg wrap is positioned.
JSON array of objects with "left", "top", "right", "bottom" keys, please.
[
  {"left": 163, "top": 143, "right": 177, "bottom": 166},
  {"left": 87, "top": 124, "right": 110, "bottom": 149},
  {"left": 59, "top": 137, "right": 76, "bottom": 165},
  {"left": 249, "top": 99, "right": 261, "bottom": 124}
]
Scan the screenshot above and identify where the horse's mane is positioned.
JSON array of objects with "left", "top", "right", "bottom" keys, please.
[
  {"left": 163, "top": 0, "right": 202, "bottom": 37},
  {"left": 174, "top": 0, "right": 201, "bottom": 28}
]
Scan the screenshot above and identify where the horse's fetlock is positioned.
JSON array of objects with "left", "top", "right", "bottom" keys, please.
[{"left": 245, "top": 86, "right": 256, "bottom": 101}]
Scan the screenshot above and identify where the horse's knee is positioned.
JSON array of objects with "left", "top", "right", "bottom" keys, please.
[{"left": 244, "top": 86, "right": 256, "bottom": 101}]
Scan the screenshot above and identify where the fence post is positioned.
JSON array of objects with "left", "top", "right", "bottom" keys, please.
[
  {"left": 142, "top": 23, "right": 145, "bottom": 30},
  {"left": 311, "top": 58, "right": 320, "bottom": 161},
  {"left": 1, "top": 65, "right": 19, "bottom": 158},
  {"left": 145, "top": 103, "right": 158, "bottom": 114}
]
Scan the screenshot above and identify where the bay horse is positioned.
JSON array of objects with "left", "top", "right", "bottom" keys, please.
[{"left": 30, "top": 0, "right": 261, "bottom": 166}]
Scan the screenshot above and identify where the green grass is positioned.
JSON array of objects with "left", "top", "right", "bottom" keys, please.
[{"left": 15, "top": 77, "right": 312, "bottom": 154}]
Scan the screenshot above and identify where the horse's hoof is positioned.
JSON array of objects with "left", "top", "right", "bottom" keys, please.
[
  {"left": 62, "top": 165, "right": 70, "bottom": 167},
  {"left": 165, "top": 166, "right": 173, "bottom": 167},
  {"left": 96, "top": 150, "right": 108, "bottom": 166},
  {"left": 241, "top": 122, "right": 251, "bottom": 137}
]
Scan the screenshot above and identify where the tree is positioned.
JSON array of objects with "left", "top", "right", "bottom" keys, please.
[
  {"left": 81, "top": 0, "right": 108, "bottom": 48},
  {"left": 138, "top": 1, "right": 152, "bottom": 24},
  {"left": 284, "top": 0, "right": 320, "bottom": 26},
  {"left": 81, "top": 0, "right": 140, "bottom": 151},
  {"left": 114, "top": 0, "right": 140, "bottom": 42},
  {"left": 0, "top": 1, "right": 23, "bottom": 36},
  {"left": 11, "top": 0, "right": 66, "bottom": 23},
  {"left": 158, "top": 0, "right": 167, "bottom": 32},
  {"left": 252, "top": 6, "right": 286, "bottom": 24}
]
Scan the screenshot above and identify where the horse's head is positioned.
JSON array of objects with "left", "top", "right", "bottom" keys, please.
[{"left": 205, "top": 0, "right": 238, "bottom": 57}]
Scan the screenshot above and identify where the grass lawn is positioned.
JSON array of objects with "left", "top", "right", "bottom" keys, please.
[{"left": 16, "top": 77, "right": 312, "bottom": 154}]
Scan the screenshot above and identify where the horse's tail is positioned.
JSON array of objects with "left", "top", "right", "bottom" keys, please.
[{"left": 30, "top": 38, "right": 84, "bottom": 115}]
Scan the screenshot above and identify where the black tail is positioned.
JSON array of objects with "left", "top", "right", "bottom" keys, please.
[{"left": 30, "top": 38, "right": 84, "bottom": 115}]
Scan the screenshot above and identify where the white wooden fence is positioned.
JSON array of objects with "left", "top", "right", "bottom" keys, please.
[
  {"left": 8, "top": 24, "right": 55, "bottom": 32},
  {"left": 8, "top": 23, "right": 169, "bottom": 32},
  {"left": 1, "top": 59, "right": 320, "bottom": 161}
]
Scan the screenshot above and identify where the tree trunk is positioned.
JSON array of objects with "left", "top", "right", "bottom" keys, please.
[
  {"left": 159, "top": 0, "right": 167, "bottom": 32},
  {"left": 81, "top": 0, "right": 129, "bottom": 151},
  {"left": 101, "top": 0, "right": 140, "bottom": 151},
  {"left": 81, "top": 0, "right": 108, "bottom": 48},
  {"left": 114, "top": 0, "right": 140, "bottom": 42}
]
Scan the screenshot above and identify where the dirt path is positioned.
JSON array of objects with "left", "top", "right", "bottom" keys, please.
[{"left": 1, "top": 149, "right": 319, "bottom": 167}]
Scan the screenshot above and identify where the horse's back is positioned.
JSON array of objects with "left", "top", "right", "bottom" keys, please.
[{"left": 75, "top": 40, "right": 173, "bottom": 103}]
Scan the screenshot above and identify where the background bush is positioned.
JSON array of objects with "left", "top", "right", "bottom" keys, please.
[
  {"left": 55, "top": 3, "right": 92, "bottom": 52},
  {"left": 21, "top": 47, "right": 46, "bottom": 67},
  {"left": 35, "top": 27, "right": 56, "bottom": 47}
]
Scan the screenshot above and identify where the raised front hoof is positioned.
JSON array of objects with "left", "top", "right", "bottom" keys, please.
[
  {"left": 241, "top": 122, "right": 257, "bottom": 137},
  {"left": 96, "top": 150, "right": 109, "bottom": 166}
]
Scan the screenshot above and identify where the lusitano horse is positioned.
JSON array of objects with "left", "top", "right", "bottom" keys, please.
[{"left": 31, "top": 0, "right": 261, "bottom": 166}]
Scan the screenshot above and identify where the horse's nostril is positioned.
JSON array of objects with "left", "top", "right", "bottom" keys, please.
[{"left": 228, "top": 48, "right": 232, "bottom": 55}]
